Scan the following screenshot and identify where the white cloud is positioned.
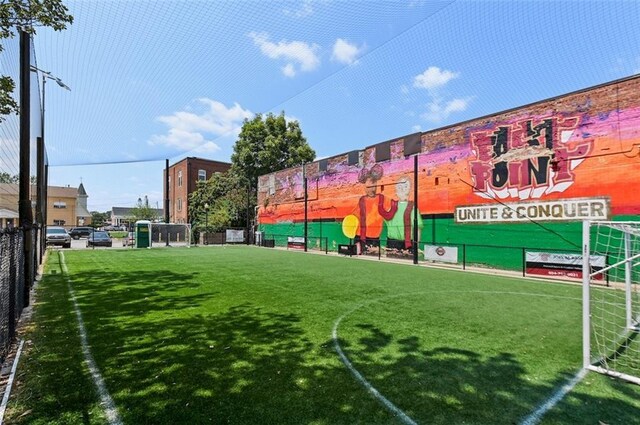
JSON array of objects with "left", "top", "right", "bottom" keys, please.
[
  {"left": 149, "top": 98, "right": 252, "bottom": 152},
  {"left": 331, "top": 38, "right": 364, "bottom": 65},
  {"left": 248, "top": 32, "right": 320, "bottom": 77},
  {"left": 283, "top": 0, "right": 313, "bottom": 18},
  {"left": 413, "top": 66, "right": 459, "bottom": 90},
  {"left": 282, "top": 63, "right": 296, "bottom": 77},
  {"left": 400, "top": 85, "right": 410, "bottom": 95},
  {"left": 412, "top": 125, "right": 422, "bottom": 132},
  {"left": 421, "top": 97, "right": 471, "bottom": 122}
]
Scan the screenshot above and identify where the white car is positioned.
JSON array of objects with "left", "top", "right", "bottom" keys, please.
[{"left": 46, "top": 226, "right": 71, "bottom": 248}]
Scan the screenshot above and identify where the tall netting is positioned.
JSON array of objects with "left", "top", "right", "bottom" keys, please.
[{"left": 583, "top": 221, "right": 640, "bottom": 385}]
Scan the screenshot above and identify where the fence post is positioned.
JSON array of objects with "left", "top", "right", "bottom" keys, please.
[
  {"left": 522, "top": 248, "right": 526, "bottom": 277},
  {"left": 325, "top": 237, "right": 328, "bottom": 254},
  {"left": 462, "top": 244, "right": 466, "bottom": 270}
]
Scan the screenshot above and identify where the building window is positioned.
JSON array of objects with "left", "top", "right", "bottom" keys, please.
[
  {"left": 53, "top": 219, "right": 65, "bottom": 226},
  {"left": 178, "top": 171, "right": 182, "bottom": 187},
  {"left": 177, "top": 198, "right": 182, "bottom": 211},
  {"left": 53, "top": 201, "right": 67, "bottom": 209},
  {"left": 198, "top": 169, "right": 206, "bottom": 181}
]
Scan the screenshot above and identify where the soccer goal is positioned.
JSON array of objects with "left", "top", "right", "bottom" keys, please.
[
  {"left": 583, "top": 221, "right": 640, "bottom": 385},
  {"left": 151, "top": 223, "right": 192, "bottom": 247}
]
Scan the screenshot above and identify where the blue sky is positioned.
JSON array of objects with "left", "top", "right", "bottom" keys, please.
[{"left": 31, "top": 0, "right": 639, "bottom": 212}]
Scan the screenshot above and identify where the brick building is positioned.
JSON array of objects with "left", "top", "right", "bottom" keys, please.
[
  {"left": 257, "top": 74, "right": 640, "bottom": 263},
  {"left": 165, "top": 157, "right": 231, "bottom": 224}
]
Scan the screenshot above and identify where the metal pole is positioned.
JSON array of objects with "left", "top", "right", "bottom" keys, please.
[
  {"left": 582, "top": 220, "right": 591, "bottom": 369},
  {"left": 165, "top": 159, "right": 170, "bottom": 246},
  {"left": 19, "top": 30, "right": 32, "bottom": 307},
  {"left": 36, "top": 136, "right": 44, "bottom": 263},
  {"left": 304, "top": 174, "right": 308, "bottom": 252},
  {"left": 413, "top": 155, "right": 419, "bottom": 265},
  {"left": 204, "top": 205, "right": 208, "bottom": 245},
  {"left": 246, "top": 184, "right": 251, "bottom": 245}
]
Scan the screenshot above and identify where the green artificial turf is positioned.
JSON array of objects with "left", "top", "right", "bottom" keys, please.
[{"left": 5, "top": 246, "right": 640, "bottom": 424}]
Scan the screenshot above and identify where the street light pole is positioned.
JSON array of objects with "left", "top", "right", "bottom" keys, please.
[
  {"left": 204, "top": 203, "right": 209, "bottom": 245},
  {"left": 29, "top": 65, "right": 70, "bottom": 261}
]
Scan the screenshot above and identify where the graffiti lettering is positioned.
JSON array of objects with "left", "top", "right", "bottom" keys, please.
[{"left": 469, "top": 116, "right": 592, "bottom": 199}]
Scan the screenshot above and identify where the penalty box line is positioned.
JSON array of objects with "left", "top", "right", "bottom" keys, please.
[{"left": 59, "top": 252, "right": 123, "bottom": 425}]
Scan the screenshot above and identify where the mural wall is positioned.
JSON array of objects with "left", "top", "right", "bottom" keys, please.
[{"left": 257, "top": 76, "right": 640, "bottom": 262}]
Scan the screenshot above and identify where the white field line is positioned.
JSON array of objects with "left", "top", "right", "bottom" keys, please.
[
  {"left": 60, "top": 252, "right": 123, "bottom": 425},
  {"left": 332, "top": 305, "right": 418, "bottom": 425},
  {"left": 332, "top": 290, "right": 583, "bottom": 425},
  {"left": 520, "top": 369, "right": 587, "bottom": 425},
  {"left": 0, "top": 340, "right": 25, "bottom": 425}
]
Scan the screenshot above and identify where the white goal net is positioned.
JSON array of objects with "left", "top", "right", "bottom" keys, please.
[
  {"left": 583, "top": 221, "right": 640, "bottom": 385},
  {"left": 151, "top": 223, "right": 192, "bottom": 247}
]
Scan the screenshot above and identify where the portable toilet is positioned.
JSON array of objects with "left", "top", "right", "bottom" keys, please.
[{"left": 135, "top": 220, "right": 152, "bottom": 248}]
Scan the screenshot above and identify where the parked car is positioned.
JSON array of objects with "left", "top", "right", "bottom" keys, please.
[
  {"left": 45, "top": 226, "right": 71, "bottom": 248},
  {"left": 122, "top": 232, "right": 135, "bottom": 247},
  {"left": 86, "top": 231, "right": 112, "bottom": 247},
  {"left": 69, "top": 226, "right": 94, "bottom": 239}
]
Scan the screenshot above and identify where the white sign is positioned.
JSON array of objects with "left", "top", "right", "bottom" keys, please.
[
  {"left": 424, "top": 245, "right": 458, "bottom": 263},
  {"left": 526, "top": 251, "right": 606, "bottom": 267},
  {"left": 226, "top": 229, "right": 245, "bottom": 243},
  {"left": 455, "top": 198, "right": 609, "bottom": 224},
  {"left": 525, "top": 251, "right": 606, "bottom": 280}
]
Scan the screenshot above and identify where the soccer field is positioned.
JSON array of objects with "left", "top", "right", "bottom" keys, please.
[{"left": 6, "top": 246, "right": 640, "bottom": 424}]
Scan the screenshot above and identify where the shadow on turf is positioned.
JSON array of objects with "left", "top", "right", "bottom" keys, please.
[
  {"left": 339, "top": 324, "right": 640, "bottom": 424},
  {"left": 18, "top": 268, "right": 640, "bottom": 425}
]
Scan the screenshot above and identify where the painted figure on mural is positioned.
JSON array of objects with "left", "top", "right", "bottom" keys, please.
[
  {"left": 383, "top": 176, "right": 422, "bottom": 257},
  {"left": 352, "top": 164, "right": 396, "bottom": 254}
]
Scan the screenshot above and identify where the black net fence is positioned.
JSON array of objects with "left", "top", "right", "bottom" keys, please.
[
  {"left": 0, "top": 229, "right": 28, "bottom": 362},
  {"left": 0, "top": 32, "right": 43, "bottom": 364}
]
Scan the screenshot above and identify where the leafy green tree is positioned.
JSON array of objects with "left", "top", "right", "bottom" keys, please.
[
  {"left": 0, "top": 0, "right": 73, "bottom": 120},
  {"left": 129, "top": 196, "right": 159, "bottom": 222},
  {"left": 190, "top": 112, "right": 313, "bottom": 238},
  {"left": 0, "top": 172, "right": 18, "bottom": 183},
  {"left": 231, "top": 112, "right": 315, "bottom": 188},
  {"left": 189, "top": 172, "right": 252, "bottom": 232},
  {"left": 91, "top": 210, "right": 110, "bottom": 227}
]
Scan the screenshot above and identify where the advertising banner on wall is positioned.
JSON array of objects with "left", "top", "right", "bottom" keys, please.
[
  {"left": 226, "top": 229, "right": 245, "bottom": 243},
  {"left": 455, "top": 198, "right": 610, "bottom": 224},
  {"left": 287, "top": 236, "right": 306, "bottom": 250},
  {"left": 525, "top": 251, "right": 605, "bottom": 280},
  {"left": 424, "top": 245, "right": 459, "bottom": 263}
]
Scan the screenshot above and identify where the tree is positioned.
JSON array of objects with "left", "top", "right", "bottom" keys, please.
[
  {"left": 129, "top": 196, "right": 159, "bottom": 222},
  {"left": 231, "top": 112, "right": 315, "bottom": 189},
  {"left": 0, "top": 172, "right": 18, "bottom": 183},
  {"left": 91, "top": 210, "right": 110, "bottom": 227},
  {"left": 0, "top": 0, "right": 73, "bottom": 121},
  {"left": 189, "top": 172, "right": 251, "bottom": 232}
]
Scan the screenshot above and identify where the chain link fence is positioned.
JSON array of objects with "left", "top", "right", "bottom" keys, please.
[{"left": 0, "top": 229, "right": 28, "bottom": 362}]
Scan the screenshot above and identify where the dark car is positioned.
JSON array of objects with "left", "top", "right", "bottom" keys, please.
[
  {"left": 69, "top": 227, "right": 94, "bottom": 239},
  {"left": 45, "top": 226, "right": 71, "bottom": 248},
  {"left": 86, "top": 231, "right": 112, "bottom": 247}
]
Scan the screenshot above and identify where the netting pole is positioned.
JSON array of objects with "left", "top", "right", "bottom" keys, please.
[
  {"left": 19, "top": 30, "right": 32, "bottom": 308},
  {"left": 624, "top": 231, "right": 632, "bottom": 329},
  {"left": 582, "top": 220, "right": 591, "bottom": 369}
]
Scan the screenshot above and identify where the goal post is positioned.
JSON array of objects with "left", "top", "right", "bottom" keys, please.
[
  {"left": 151, "top": 223, "right": 192, "bottom": 248},
  {"left": 583, "top": 220, "right": 640, "bottom": 385}
]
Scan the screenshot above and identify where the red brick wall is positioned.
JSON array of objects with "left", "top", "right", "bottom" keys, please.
[{"left": 166, "top": 157, "right": 231, "bottom": 224}]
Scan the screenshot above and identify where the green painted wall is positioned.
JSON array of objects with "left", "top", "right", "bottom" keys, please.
[{"left": 260, "top": 215, "right": 638, "bottom": 271}]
